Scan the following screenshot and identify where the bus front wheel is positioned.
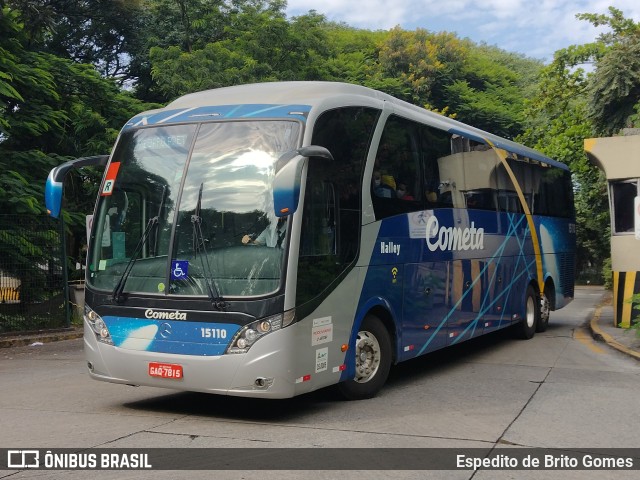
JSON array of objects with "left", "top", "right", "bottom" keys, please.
[{"left": 338, "top": 315, "right": 392, "bottom": 400}]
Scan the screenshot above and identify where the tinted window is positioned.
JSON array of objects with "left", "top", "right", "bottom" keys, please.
[
  {"left": 419, "top": 124, "right": 449, "bottom": 208},
  {"left": 296, "top": 107, "right": 380, "bottom": 307},
  {"left": 372, "top": 116, "right": 423, "bottom": 219},
  {"left": 532, "top": 166, "right": 574, "bottom": 218}
]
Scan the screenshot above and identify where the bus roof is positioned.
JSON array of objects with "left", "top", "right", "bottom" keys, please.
[{"left": 136, "top": 81, "right": 569, "bottom": 171}]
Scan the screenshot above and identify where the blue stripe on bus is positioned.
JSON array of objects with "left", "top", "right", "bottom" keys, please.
[
  {"left": 103, "top": 316, "right": 241, "bottom": 356},
  {"left": 350, "top": 210, "right": 573, "bottom": 371},
  {"left": 123, "top": 104, "right": 311, "bottom": 130}
]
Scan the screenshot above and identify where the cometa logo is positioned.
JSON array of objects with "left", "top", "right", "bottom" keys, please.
[
  {"left": 425, "top": 216, "right": 485, "bottom": 252},
  {"left": 144, "top": 309, "right": 187, "bottom": 320}
]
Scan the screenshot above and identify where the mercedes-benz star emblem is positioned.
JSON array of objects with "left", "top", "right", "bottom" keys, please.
[{"left": 159, "top": 322, "right": 172, "bottom": 339}]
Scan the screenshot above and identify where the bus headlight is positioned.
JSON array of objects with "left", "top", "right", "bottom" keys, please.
[
  {"left": 227, "top": 313, "right": 283, "bottom": 354},
  {"left": 85, "top": 306, "right": 114, "bottom": 345}
]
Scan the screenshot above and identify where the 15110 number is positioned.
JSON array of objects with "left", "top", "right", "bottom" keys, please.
[{"left": 200, "top": 328, "right": 228, "bottom": 339}]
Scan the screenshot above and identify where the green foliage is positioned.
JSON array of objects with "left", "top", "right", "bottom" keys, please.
[
  {"left": 1, "top": 2, "right": 155, "bottom": 291},
  {"left": 6, "top": 0, "right": 638, "bottom": 304},
  {"left": 602, "top": 257, "right": 612, "bottom": 289},
  {"left": 373, "top": 28, "right": 541, "bottom": 138},
  {"left": 517, "top": 51, "right": 607, "bottom": 281},
  {"left": 575, "top": 6, "right": 640, "bottom": 134},
  {"left": 149, "top": 4, "right": 333, "bottom": 99},
  {"left": 626, "top": 293, "right": 640, "bottom": 337},
  {"left": 142, "top": 2, "right": 541, "bottom": 135},
  {"left": 0, "top": 170, "right": 44, "bottom": 214},
  {"left": 519, "top": 7, "right": 640, "bottom": 284},
  {"left": 587, "top": 39, "right": 640, "bottom": 134},
  {"left": 8, "top": 0, "right": 146, "bottom": 82}
]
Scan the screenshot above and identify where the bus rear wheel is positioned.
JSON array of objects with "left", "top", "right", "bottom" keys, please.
[
  {"left": 536, "top": 291, "right": 550, "bottom": 332},
  {"left": 338, "top": 315, "right": 391, "bottom": 400},
  {"left": 516, "top": 285, "right": 539, "bottom": 340}
]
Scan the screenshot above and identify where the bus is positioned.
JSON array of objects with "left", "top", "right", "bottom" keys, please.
[{"left": 45, "top": 82, "right": 575, "bottom": 399}]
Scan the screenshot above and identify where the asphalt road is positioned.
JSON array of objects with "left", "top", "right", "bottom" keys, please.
[{"left": 1, "top": 287, "right": 638, "bottom": 479}]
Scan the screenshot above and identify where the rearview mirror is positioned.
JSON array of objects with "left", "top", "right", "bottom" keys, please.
[
  {"left": 297, "top": 146, "right": 334, "bottom": 161},
  {"left": 272, "top": 146, "right": 334, "bottom": 217},
  {"left": 45, "top": 155, "right": 109, "bottom": 218}
]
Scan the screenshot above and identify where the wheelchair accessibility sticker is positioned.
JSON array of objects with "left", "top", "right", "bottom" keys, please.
[{"left": 171, "top": 260, "right": 189, "bottom": 280}]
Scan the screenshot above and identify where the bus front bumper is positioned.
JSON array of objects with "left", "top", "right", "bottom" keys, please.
[{"left": 83, "top": 320, "right": 298, "bottom": 398}]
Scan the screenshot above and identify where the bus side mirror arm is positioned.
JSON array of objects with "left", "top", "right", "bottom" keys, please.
[
  {"left": 297, "top": 146, "right": 334, "bottom": 161},
  {"left": 45, "top": 154, "right": 109, "bottom": 218}
]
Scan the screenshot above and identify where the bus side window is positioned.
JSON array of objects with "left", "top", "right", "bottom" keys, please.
[
  {"left": 301, "top": 180, "right": 337, "bottom": 256},
  {"left": 419, "top": 124, "right": 448, "bottom": 208},
  {"left": 296, "top": 106, "right": 379, "bottom": 308},
  {"left": 372, "top": 116, "right": 423, "bottom": 220}
]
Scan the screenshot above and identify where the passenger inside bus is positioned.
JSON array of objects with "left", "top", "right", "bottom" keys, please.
[
  {"left": 373, "top": 170, "right": 396, "bottom": 198},
  {"left": 242, "top": 218, "right": 287, "bottom": 247},
  {"left": 396, "top": 181, "right": 414, "bottom": 200}
]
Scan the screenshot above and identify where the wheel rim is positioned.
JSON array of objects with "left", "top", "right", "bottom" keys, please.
[
  {"left": 540, "top": 294, "right": 550, "bottom": 322},
  {"left": 526, "top": 295, "right": 536, "bottom": 328},
  {"left": 354, "top": 330, "right": 381, "bottom": 383}
]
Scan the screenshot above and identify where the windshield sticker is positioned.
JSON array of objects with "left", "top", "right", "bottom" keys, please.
[
  {"left": 101, "top": 162, "right": 121, "bottom": 196},
  {"left": 171, "top": 260, "right": 189, "bottom": 280}
]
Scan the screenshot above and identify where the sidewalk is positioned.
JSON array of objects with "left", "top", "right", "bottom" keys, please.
[
  {"left": 588, "top": 290, "right": 640, "bottom": 361},
  {"left": 0, "top": 326, "right": 82, "bottom": 349}
]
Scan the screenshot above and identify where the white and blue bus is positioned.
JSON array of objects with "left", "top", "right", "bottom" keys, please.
[{"left": 46, "top": 82, "right": 575, "bottom": 399}]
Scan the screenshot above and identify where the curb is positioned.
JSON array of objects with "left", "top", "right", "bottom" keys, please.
[
  {"left": 0, "top": 327, "right": 83, "bottom": 349},
  {"left": 589, "top": 305, "right": 640, "bottom": 361}
]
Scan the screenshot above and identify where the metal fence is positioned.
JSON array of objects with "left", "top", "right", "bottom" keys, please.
[{"left": 0, "top": 215, "right": 69, "bottom": 334}]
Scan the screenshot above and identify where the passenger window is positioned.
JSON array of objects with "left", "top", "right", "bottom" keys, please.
[
  {"left": 296, "top": 106, "right": 380, "bottom": 308},
  {"left": 300, "top": 180, "right": 336, "bottom": 256},
  {"left": 419, "top": 125, "right": 449, "bottom": 208},
  {"left": 372, "top": 116, "right": 422, "bottom": 219}
]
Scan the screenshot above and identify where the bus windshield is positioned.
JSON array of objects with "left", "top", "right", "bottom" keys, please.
[{"left": 87, "top": 120, "right": 301, "bottom": 298}]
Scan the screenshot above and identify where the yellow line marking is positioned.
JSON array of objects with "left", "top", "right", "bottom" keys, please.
[
  {"left": 484, "top": 139, "right": 544, "bottom": 294},
  {"left": 574, "top": 327, "right": 606, "bottom": 354},
  {"left": 590, "top": 304, "right": 640, "bottom": 360}
]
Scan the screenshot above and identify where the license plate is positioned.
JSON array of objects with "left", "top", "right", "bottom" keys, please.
[{"left": 148, "top": 362, "right": 183, "bottom": 380}]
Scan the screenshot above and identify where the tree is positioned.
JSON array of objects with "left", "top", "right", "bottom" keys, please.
[
  {"left": 1, "top": 3, "right": 152, "bottom": 286},
  {"left": 530, "top": 6, "right": 640, "bottom": 282},
  {"left": 148, "top": 2, "right": 334, "bottom": 100},
  {"left": 576, "top": 7, "right": 640, "bottom": 134},
  {"left": 517, "top": 42, "right": 608, "bottom": 283},
  {"left": 7, "top": 0, "right": 146, "bottom": 84},
  {"left": 374, "top": 28, "right": 543, "bottom": 138}
]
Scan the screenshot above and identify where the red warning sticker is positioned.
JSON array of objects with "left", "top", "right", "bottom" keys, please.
[{"left": 101, "top": 162, "right": 121, "bottom": 196}]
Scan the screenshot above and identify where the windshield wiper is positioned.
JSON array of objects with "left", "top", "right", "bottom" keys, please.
[
  {"left": 150, "top": 185, "right": 166, "bottom": 257},
  {"left": 112, "top": 186, "right": 167, "bottom": 304},
  {"left": 191, "top": 183, "right": 227, "bottom": 311},
  {"left": 112, "top": 216, "right": 157, "bottom": 304}
]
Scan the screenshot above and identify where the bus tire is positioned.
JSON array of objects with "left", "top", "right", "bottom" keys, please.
[
  {"left": 536, "top": 291, "right": 550, "bottom": 332},
  {"left": 516, "top": 285, "right": 539, "bottom": 340},
  {"left": 338, "top": 315, "right": 392, "bottom": 400}
]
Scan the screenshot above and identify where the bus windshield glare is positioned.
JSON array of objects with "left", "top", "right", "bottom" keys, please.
[{"left": 88, "top": 120, "right": 301, "bottom": 298}]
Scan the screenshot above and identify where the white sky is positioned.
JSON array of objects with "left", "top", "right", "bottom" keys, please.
[{"left": 285, "top": 0, "right": 640, "bottom": 62}]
